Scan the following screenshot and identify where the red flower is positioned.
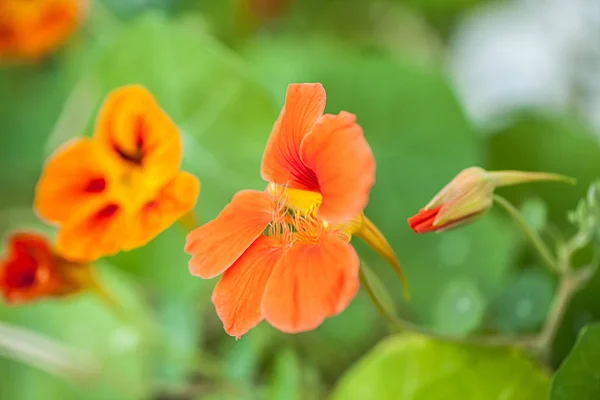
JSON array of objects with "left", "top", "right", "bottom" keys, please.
[{"left": 0, "top": 233, "right": 75, "bottom": 304}]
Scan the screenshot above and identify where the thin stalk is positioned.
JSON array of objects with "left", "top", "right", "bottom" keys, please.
[
  {"left": 356, "top": 216, "right": 410, "bottom": 299},
  {"left": 494, "top": 194, "right": 559, "bottom": 273},
  {"left": 359, "top": 268, "right": 536, "bottom": 349},
  {"left": 0, "top": 322, "right": 98, "bottom": 382},
  {"left": 534, "top": 266, "right": 594, "bottom": 362}
]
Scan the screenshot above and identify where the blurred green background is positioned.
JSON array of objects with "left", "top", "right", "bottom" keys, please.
[{"left": 1, "top": 0, "right": 599, "bottom": 399}]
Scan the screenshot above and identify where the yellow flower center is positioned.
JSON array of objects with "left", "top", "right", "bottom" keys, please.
[{"left": 265, "top": 183, "right": 362, "bottom": 245}]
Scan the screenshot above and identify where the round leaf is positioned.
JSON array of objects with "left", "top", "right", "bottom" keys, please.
[{"left": 331, "top": 334, "right": 550, "bottom": 400}]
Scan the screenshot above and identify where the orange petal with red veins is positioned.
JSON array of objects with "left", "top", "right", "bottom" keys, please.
[
  {"left": 262, "top": 234, "right": 359, "bottom": 333},
  {"left": 56, "top": 201, "right": 127, "bottom": 263},
  {"left": 185, "top": 190, "right": 274, "bottom": 279},
  {"left": 299, "top": 111, "right": 375, "bottom": 224},
  {"left": 95, "top": 85, "right": 181, "bottom": 189},
  {"left": 124, "top": 171, "right": 200, "bottom": 251},
  {"left": 212, "top": 236, "right": 283, "bottom": 339},
  {"left": 35, "top": 138, "right": 117, "bottom": 224},
  {"left": 260, "top": 83, "right": 325, "bottom": 191}
]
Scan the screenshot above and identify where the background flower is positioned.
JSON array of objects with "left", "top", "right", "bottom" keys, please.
[{"left": 35, "top": 85, "right": 200, "bottom": 262}]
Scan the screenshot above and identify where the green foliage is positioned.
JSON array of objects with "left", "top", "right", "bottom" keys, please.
[
  {"left": 486, "top": 115, "right": 600, "bottom": 227},
  {"left": 521, "top": 198, "right": 548, "bottom": 232},
  {"left": 330, "top": 334, "right": 550, "bottom": 400},
  {"left": 0, "top": 264, "right": 155, "bottom": 399},
  {"left": 569, "top": 180, "right": 600, "bottom": 242},
  {"left": 433, "top": 278, "right": 486, "bottom": 335},
  {"left": 267, "top": 347, "right": 302, "bottom": 400},
  {"left": 551, "top": 323, "right": 600, "bottom": 400},
  {"left": 1, "top": 1, "right": 598, "bottom": 398},
  {"left": 491, "top": 269, "right": 555, "bottom": 333}
]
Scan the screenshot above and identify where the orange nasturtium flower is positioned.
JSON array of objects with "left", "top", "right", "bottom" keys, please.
[
  {"left": 186, "top": 83, "right": 406, "bottom": 338},
  {"left": 0, "top": 0, "right": 86, "bottom": 61},
  {"left": 408, "top": 166, "right": 575, "bottom": 233},
  {"left": 35, "top": 85, "right": 200, "bottom": 262},
  {"left": 0, "top": 232, "right": 93, "bottom": 304}
]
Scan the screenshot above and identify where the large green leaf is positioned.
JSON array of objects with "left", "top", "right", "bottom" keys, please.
[
  {"left": 551, "top": 323, "right": 600, "bottom": 400},
  {"left": 330, "top": 334, "right": 549, "bottom": 400}
]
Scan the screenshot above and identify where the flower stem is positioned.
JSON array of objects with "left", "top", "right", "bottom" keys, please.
[
  {"left": 493, "top": 194, "right": 559, "bottom": 273},
  {"left": 533, "top": 265, "right": 595, "bottom": 362},
  {"left": 359, "top": 268, "right": 535, "bottom": 348},
  {"left": 0, "top": 322, "right": 98, "bottom": 382}
]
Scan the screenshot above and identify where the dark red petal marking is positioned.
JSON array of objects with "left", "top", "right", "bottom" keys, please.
[
  {"left": 84, "top": 177, "right": 107, "bottom": 193},
  {"left": 96, "top": 204, "right": 119, "bottom": 219}
]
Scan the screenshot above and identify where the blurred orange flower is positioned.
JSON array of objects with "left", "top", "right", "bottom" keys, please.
[
  {"left": 35, "top": 85, "right": 200, "bottom": 262},
  {"left": 0, "top": 232, "right": 80, "bottom": 304},
  {"left": 0, "top": 0, "right": 86, "bottom": 61},
  {"left": 186, "top": 83, "right": 406, "bottom": 338}
]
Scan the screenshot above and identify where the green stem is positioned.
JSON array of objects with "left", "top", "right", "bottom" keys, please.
[
  {"left": 359, "top": 268, "right": 535, "bottom": 348},
  {"left": 533, "top": 266, "right": 594, "bottom": 362},
  {"left": 493, "top": 194, "right": 559, "bottom": 273},
  {"left": 0, "top": 322, "right": 98, "bottom": 382}
]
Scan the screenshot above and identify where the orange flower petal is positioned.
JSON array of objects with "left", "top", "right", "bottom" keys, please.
[
  {"left": 260, "top": 83, "right": 326, "bottom": 191},
  {"left": 261, "top": 234, "right": 359, "bottom": 333},
  {"left": 124, "top": 171, "right": 200, "bottom": 251},
  {"left": 95, "top": 85, "right": 182, "bottom": 190},
  {"left": 0, "top": 0, "right": 83, "bottom": 61},
  {"left": 56, "top": 201, "right": 127, "bottom": 262},
  {"left": 299, "top": 111, "right": 375, "bottom": 224},
  {"left": 185, "top": 190, "right": 274, "bottom": 279},
  {"left": 212, "top": 236, "right": 283, "bottom": 339},
  {"left": 35, "top": 138, "right": 117, "bottom": 224}
]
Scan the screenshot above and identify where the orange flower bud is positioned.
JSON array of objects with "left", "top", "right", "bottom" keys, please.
[
  {"left": 0, "top": 232, "right": 94, "bottom": 304},
  {"left": 408, "top": 167, "right": 575, "bottom": 234}
]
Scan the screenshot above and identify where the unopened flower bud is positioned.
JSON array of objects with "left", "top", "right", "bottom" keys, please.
[{"left": 408, "top": 167, "right": 575, "bottom": 234}]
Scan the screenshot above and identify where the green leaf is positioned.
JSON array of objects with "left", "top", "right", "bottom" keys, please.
[
  {"left": 330, "top": 334, "right": 550, "bottom": 400},
  {"left": 551, "top": 323, "right": 600, "bottom": 400}
]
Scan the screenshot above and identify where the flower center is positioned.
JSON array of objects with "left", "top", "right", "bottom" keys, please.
[{"left": 264, "top": 184, "right": 358, "bottom": 245}]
